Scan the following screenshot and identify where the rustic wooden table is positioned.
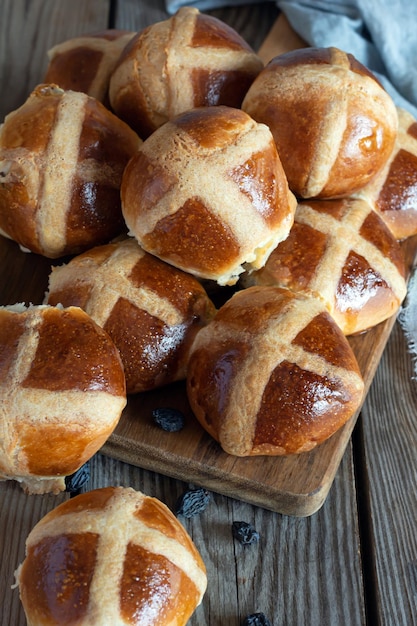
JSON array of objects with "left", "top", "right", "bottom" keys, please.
[{"left": 0, "top": 1, "right": 416, "bottom": 625}]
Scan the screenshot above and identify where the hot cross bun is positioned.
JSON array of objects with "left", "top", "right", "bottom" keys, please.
[
  {"left": 45, "top": 237, "right": 216, "bottom": 394},
  {"left": 121, "top": 105, "right": 297, "bottom": 286},
  {"left": 0, "top": 305, "right": 126, "bottom": 494},
  {"left": 353, "top": 107, "right": 417, "bottom": 240},
  {"left": 242, "top": 47, "right": 398, "bottom": 199},
  {"left": 245, "top": 198, "right": 407, "bottom": 335},
  {"left": 14, "top": 486, "right": 207, "bottom": 626},
  {"left": 44, "top": 29, "right": 135, "bottom": 105},
  {"left": 0, "top": 83, "right": 140, "bottom": 258},
  {"left": 186, "top": 285, "right": 364, "bottom": 456},
  {"left": 108, "top": 6, "right": 264, "bottom": 138}
]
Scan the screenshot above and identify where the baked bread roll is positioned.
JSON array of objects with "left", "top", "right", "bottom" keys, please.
[
  {"left": 45, "top": 237, "right": 216, "bottom": 394},
  {"left": 245, "top": 198, "right": 407, "bottom": 335},
  {"left": 242, "top": 47, "right": 398, "bottom": 199},
  {"left": 0, "top": 304, "right": 126, "bottom": 494},
  {"left": 186, "top": 285, "right": 365, "bottom": 456},
  {"left": 121, "top": 105, "right": 297, "bottom": 286},
  {"left": 14, "top": 486, "right": 207, "bottom": 626},
  {"left": 0, "top": 83, "right": 140, "bottom": 258},
  {"left": 108, "top": 7, "right": 264, "bottom": 138},
  {"left": 353, "top": 107, "right": 417, "bottom": 240},
  {"left": 44, "top": 29, "right": 135, "bottom": 105}
]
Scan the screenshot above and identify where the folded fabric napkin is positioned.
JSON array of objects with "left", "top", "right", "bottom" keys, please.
[{"left": 164, "top": 0, "right": 417, "bottom": 375}]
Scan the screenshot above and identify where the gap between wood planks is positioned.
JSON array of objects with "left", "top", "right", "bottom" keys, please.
[{"left": 352, "top": 418, "right": 381, "bottom": 626}]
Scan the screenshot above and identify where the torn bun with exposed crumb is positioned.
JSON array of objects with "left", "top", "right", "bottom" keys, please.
[
  {"left": 45, "top": 237, "right": 217, "bottom": 394},
  {"left": 0, "top": 84, "right": 140, "bottom": 258},
  {"left": 0, "top": 304, "right": 126, "bottom": 494},
  {"left": 108, "top": 6, "right": 264, "bottom": 138},
  {"left": 186, "top": 285, "right": 364, "bottom": 456},
  {"left": 14, "top": 486, "right": 207, "bottom": 626},
  {"left": 121, "top": 105, "right": 297, "bottom": 286}
]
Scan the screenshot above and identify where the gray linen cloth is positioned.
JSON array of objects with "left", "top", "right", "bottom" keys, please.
[{"left": 164, "top": 0, "right": 417, "bottom": 372}]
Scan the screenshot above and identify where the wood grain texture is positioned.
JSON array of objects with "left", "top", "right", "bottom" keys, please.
[
  {"left": 359, "top": 320, "right": 417, "bottom": 626},
  {"left": 0, "top": 447, "right": 366, "bottom": 626},
  {"left": 0, "top": 1, "right": 416, "bottom": 625}
]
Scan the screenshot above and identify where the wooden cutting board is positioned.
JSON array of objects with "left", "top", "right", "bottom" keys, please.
[
  {"left": 1, "top": 14, "right": 416, "bottom": 517},
  {"left": 1, "top": 229, "right": 416, "bottom": 517}
]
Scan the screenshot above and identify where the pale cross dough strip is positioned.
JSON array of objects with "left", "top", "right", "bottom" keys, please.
[
  {"left": 24, "top": 490, "right": 206, "bottom": 623},
  {"left": 37, "top": 91, "right": 87, "bottom": 253},
  {"left": 297, "top": 202, "right": 406, "bottom": 304},
  {"left": 218, "top": 296, "right": 362, "bottom": 455},
  {"left": 300, "top": 47, "right": 353, "bottom": 197},
  {"left": 60, "top": 242, "right": 184, "bottom": 328},
  {"left": 138, "top": 123, "right": 275, "bottom": 246},
  {"left": 0, "top": 311, "right": 43, "bottom": 463}
]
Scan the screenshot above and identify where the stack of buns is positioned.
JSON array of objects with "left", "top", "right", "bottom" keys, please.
[
  {"left": 1, "top": 9, "right": 415, "bottom": 464},
  {"left": 2, "top": 9, "right": 417, "bottom": 622}
]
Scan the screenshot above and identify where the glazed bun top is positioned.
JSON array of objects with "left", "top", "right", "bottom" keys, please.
[
  {"left": 121, "top": 105, "right": 297, "bottom": 286},
  {"left": 0, "top": 84, "right": 140, "bottom": 258},
  {"left": 15, "top": 486, "right": 207, "bottom": 626},
  {"left": 242, "top": 46, "right": 398, "bottom": 199},
  {"left": 108, "top": 6, "right": 264, "bottom": 138}
]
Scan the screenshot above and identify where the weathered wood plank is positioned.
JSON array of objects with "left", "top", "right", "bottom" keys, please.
[{"left": 359, "top": 319, "right": 417, "bottom": 626}]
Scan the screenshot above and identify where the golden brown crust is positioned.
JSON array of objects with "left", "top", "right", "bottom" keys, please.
[
  {"left": 45, "top": 237, "right": 217, "bottom": 394},
  {"left": 186, "top": 286, "right": 364, "bottom": 456},
  {"left": 44, "top": 30, "right": 135, "bottom": 104},
  {"left": 246, "top": 198, "right": 407, "bottom": 335},
  {"left": 353, "top": 107, "right": 417, "bottom": 239},
  {"left": 0, "top": 84, "right": 140, "bottom": 258},
  {"left": 15, "top": 486, "right": 207, "bottom": 626},
  {"left": 108, "top": 7, "right": 264, "bottom": 138},
  {"left": 0, "top": 305, "right": 126, "bottom": 493},
  {"left": 121, "top": 105, "right": 297, "bottom": 286},
  {"left": 242, "top": 47, "right": 398, "bottom": 199}
]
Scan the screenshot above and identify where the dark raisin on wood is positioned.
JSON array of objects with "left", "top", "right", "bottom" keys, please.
[
  {"left": 65, "top": 461, "right": 90, "bottom": 495},
  {"left": 232, "top": 521, "right": 260, "bottom": 545},
  {"left": 242, "top": 613, "right": 272, "bottom": 626},
  {"left": 175, "top": 487, "right": 211, "bottom": 518},
  {"left": 152, "top": 407, "right": 185, "bottom": 432}
]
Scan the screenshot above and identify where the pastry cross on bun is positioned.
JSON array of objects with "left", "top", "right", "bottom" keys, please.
[
  {"left": 14, "top": 486, "right": 207, "bottom": 626},
  {"left": 109, "top": 6, "right": 264, "bottom": 138},
  {"left": 187, "top": 285, "right": 365, "bottom": 456},
  {"left": 0, "top": 305, "right": 126, "bottom": 494},
  {"left": 242, "top": 46, "right": 398, "bottom": 199},
  {"left": 45, "top": 237, "right": 216, "bottom": 394},
  {"left": 0, "top": 83, "right": 140, "bottom": 258},
  {"left": 121, "top": 105, "right": 297, "bottom": 286},
  {"left": 44, "top": 29, "right": 135, "bottom": 104},
  {"left": 354, "top": 106, "right": 417, "bottom": 240},
  {"left": 246, "top": 198, "right": 407, "bottom": 335}
]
